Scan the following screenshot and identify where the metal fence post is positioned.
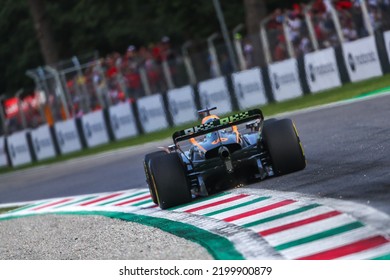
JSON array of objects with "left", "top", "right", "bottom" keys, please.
[
  {"left": 26, "top": 71, "right": 47, "bottom": 123},
  {"left": 116, "top": 72, "right": 130, "bottom": 101},
  {"left": 139, "top": 67, "right": 152, "bottom": 96},
  {"left": 0, "top": 95, "right": 7, "bottom": 135},
  {"left": 71, "top": 56, "right": 91, "bottom": 113},
  {"left": 260, "top": 16, "right": 272, "bottom": 64},
  {"left": 304, "top": 4, "right": 319, "bottom": 51},
  {"left": 58, "top": 71, "right": 75, "bottom": 115},
  {"left": 44, "top": 66, "right": 70, "bottom": 119},
  {"left": 329, "top": 2, "right": 345, "bottom": 43},
  {"left": 359, "top": 0, "right": 374, "bottom": 36},
  {"left": 95, "top": 59, "right": 111, "bottom": 106},
  {"left": 232, "top": 23, "right": 247, "bottom": 70},
  {"left": 213, "top": 0, "right": 238, "bottom": 72},
  {"left": 282, "top": 17, "right": 295, "bottom": 58},
  {"left": 162, "top": 60, "right": 175, "bottom": 90},
  {"left": 16, "top": 89, "right": 27, "bottom": 130},
  {"left": 182, "top": 41, "right": 197, "bottom": 85},
  {"left": 208, "top": 33, "right": 221, "bottom": 77}
]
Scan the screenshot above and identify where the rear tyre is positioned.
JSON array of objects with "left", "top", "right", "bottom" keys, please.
[
  {"left": 263, "top": 118, "right": 306, "bottom": 175},
  {"left": 144, "top": 151, "right": 167, "bottom": 204},
  {"left": 149, "top": 153, "right": 192, "bottom": 209}
]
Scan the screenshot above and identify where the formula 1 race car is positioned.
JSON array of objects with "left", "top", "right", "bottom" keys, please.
[{"left": 144, "top": 107, "right": 306, "bottom": 209}]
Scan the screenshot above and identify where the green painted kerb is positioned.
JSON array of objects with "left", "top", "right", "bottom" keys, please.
[{"left": 0, "top": 210, "right": 245, "bottom": 260}]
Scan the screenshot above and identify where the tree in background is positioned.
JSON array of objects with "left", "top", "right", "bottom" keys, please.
[
  {"left": 243, "top": 0, "right": 268, "bottom": 66},
  {"left": 27, "top": 0, "right": 58, "bottom": 66},
  {"left": 1, "top": 0, "right": 302, "bottom": 95}
]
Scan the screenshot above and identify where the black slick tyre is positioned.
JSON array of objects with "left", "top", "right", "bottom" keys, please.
[
  {"left": 263, "top": 118, "right": 306, "bottom": 175},
  {"left": 149, "top": 153, "right": 192, "bottom": 209},
  {"left": 144, "top": 151, "right": 167, "bottom": 204}
]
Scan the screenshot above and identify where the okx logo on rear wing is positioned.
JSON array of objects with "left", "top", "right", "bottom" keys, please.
[{"left": 172, "top": 109, "right": 264, "bottom": 143}]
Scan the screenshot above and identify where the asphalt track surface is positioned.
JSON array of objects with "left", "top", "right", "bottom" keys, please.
[{"left": 0, "top": 93, "right": 389, "bottom": 217}]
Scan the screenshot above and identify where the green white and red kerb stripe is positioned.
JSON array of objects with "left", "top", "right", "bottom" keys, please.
[{"left": 1, "top": 188, "right": 389, "bottom": 260}]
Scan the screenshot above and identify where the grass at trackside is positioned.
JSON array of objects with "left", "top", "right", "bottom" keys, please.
[
  {"left": 0, "top": 207, "right": 16, "bottom": 214},
  {"left": 1, "top": 73, "right": 390, "bottom": 175},
  {"left": 259, "top": 73, "right": 390, "bottom": 117}
]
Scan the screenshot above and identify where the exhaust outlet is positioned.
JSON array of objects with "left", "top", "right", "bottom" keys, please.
[
  {"left": 219, "top": 146, "right": 230, "bottom": 159},
  {"left": 219, "top": 146, "right": 233, "bottom": 173}
]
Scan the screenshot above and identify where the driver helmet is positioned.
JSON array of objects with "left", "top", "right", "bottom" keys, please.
[
  {"left": 202, "top": 114, "right": 219, "bottom": 139},
  {"left": 201, "top": 114, "right": 219, "bottom": 124}
]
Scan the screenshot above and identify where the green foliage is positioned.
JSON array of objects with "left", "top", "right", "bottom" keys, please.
[
  {"left": 0, "top": 0, "right": 42, "bottom": 95},
  {"left": 0, "top": 0, "right": 248, "bottom": 95}
]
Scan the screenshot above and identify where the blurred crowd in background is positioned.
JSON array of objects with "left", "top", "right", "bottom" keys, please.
[
  {"left": 2, "top": 0, "right": 390, "bottom": 135},
  {"left": 264, "top": 0, "right": 390, "bottom": 61}
]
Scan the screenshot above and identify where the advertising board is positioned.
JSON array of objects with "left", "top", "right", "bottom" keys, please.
[
  {"left": 304, "top": 48, "right": 341, "bottom": 93},
  {"left": 198, "top": 77, "right": 232, "bottom": 115},
  {"left": 81, "top": 110, "right": 109, "bottom": 148},
  {"left": 342, "top": 36, "right": 382, "bottom": 82},
  {"left": 137, "top": 94, "right": 169, "bottom": 133},
  {"left": 6, "top": 131, "right": 32, "bottom": 167},
  {"left": 167, "top": 86, "right": 198, "bottom": 126},
  {"left": 268, "top": 58, "right": 302, "bottom": 102},
  {"left": 231, "top": 67, "right": 267, "bottom": 110},
  {"left": 30, "top": 124, "right": 56, "bottom": 161},
  {"left": 54, "top": 119, "right": 82, "bottom": 154},
  {"left": 109, "top": 102, "right": 138, "bottom": 140}
]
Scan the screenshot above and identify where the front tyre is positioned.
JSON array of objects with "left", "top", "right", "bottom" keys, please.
[
  {"left": 149, "top": 153, "right": 192, "bottom": 209},
  {"left": 263, "top": 118, "right": 306, "bottom": 175}
]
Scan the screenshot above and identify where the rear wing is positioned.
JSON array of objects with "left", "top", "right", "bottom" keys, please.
[{"left": 172, "top": 108, "right": 264, "bottom": 143}]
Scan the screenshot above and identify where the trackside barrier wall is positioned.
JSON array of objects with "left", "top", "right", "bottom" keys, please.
[
  {"left": 30, "top": 124, "right": 57, "bottom": 161},
  {"left": 342, "top": 36, "right": 383, "bottom": 82},
  {"left": 3, "top": 32, "right": 390, "bottom": 169},
  {"left": 108, "top": 102, "right": 138, "bottom": 140},
  {"left": 80, "top": 110, "right": 110, "bottom": 148},
  {"left": 198, "top": 77, "right": 232, "bottom": 115},
  {"left": 0, "top": 136, "right": 8, "bottom": 167},
  {"left": 268, "top": 58, "right": 303, "bottom": 102},
  {"left": 231, "top": 67, "right": 268, "bottom": 110},
  {"left": 167, "top": 85, "right": 198, "bottom": 126},
  {"left": 6, "top": 131, "right": 32, "bottom": 167},
  {"left": 137, "top": 94, "right": 169, "bottom": 133},
  {"left": 303, "top": 48, "right": 342, "bottom": 93},
  {"left": 54, "top": 119, "right": 82, "bottom": 155}
]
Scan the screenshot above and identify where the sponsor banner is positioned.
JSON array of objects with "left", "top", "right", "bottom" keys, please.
[
  {"left": 30, "top": 125, "right": 56, "bottom": 161},
  {"left": 167, "top": 86, "right": 198, "bottom": 126},
  {"left": 54, "top": 119, "right": 82, "bottom": 155},
  {"left": 198, "top": 77, "right": 232, "bottom": 115},
  {"left": 0, "top": 136, "right": 8, "bottom": 167},
  {"left": 268, "top": 58, "right": 302, "bottom": 102},
  {"left": 342, "top": 36, "right": 382, "bottom": 82},
  {"left": 231, "top": 67, "right": 267, "bottom": 110},
  {"left": 137, "top": 94, "right": 169, "bottom": 133},
  {"left": 304, "top": 48, "right": 341, "bottom": 93},
  {"left": 6, "top": 131, "right": 32, "bottom": 167},
  {"left": 384, "top": 30, "right": 390, "bottom": 65},
  {"left": 109, "top": 102, "right": 138, "bottom": 140},
  {"left": 81, "top": 110, "right": 109, "bottom": 148}
]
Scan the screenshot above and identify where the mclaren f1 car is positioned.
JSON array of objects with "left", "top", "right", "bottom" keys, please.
[{"left": 144, "top": 107, "right": 306, "bottom": 209}]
